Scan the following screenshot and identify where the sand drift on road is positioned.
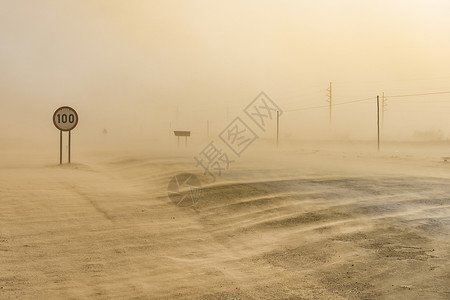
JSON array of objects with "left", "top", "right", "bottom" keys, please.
[{"left": 1, "top": 142, "right": 449, "bottom": 299}]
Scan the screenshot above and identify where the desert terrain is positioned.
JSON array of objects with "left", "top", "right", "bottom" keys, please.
[
  {"left": 0, "top": 139, "right": 449, "bottom": 299},
  {"left": 2, "top": 1, "right": 450, "bottom": 299}
]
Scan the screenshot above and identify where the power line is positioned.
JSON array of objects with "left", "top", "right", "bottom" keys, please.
[
  {"left": 285, "top": 90, "right": 450, "bottom": 112},
  {"left": 388, "top": 91, "right": 450, "bottom": 98},
  {"left": 285, "top": 96, "right": 374, "bottom": 112},
  {"left": 284, "top": 104, "right": 330, "bottom": 112},
  {"left": 392, "top": 99, "right": 450, "bottom": 103},
  {"left": 330, "top": 77, "right": 450, "bottom": 84}
]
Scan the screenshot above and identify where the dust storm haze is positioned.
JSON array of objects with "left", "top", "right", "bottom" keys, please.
[
  {"left": 2, "top": 0, "right": 450, "bottom": 147},
  {"left": 1, "top": 1, "right": 450, "bottom": 299}
]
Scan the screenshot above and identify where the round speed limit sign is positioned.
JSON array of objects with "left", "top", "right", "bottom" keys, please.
[{"left": 53, "top": 106, "right": 78, "bottom": 131}]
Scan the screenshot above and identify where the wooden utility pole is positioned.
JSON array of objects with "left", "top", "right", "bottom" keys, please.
[
  {"left": 329, "top": 82, "right": 332, "bottom": 129},
  {"left": 377, "top": 95, "right": 380, "bottom": 152},
  {"left": 382, "top": 92, "right": 385, "bottom": 130},
  {"left": 276, "top": 110, "right": 280, "bottom": 147},
  {"left": 327, "top": 82, "right": 332, "bottom": 130}
]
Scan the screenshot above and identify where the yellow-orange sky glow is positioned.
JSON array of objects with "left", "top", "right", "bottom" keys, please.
[{"left": 2, "top": 0, "right": 450, "bottom": 142}]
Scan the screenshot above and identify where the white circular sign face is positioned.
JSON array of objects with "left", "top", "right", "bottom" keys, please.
[{"left": 53, "top": 106, "right": 78, "bottom": 131}]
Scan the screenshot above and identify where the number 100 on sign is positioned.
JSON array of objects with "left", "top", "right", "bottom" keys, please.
[{"left": 53, "top": 106, "right": 78, "bottom": 131}]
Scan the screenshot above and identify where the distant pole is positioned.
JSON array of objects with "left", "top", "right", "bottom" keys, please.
[
  {"left": 59, "top": 130, "right": 62, "bottom": 165},
  {"left": 382, "top": 92, "right": 385, "bottom": 130},
  {"left": 68, "top": 130, "right": 71, "bottom": 164},
  {"left": 207, "top": 120, "right": 210, "bottom": 139},
  {"left": 329, "top": 82, "right": 332, "bottom": 130},
  {"left": 377, "top": 95, "right": 380, "bottom": 152},
  {"left": 276, "top": 110, "right": 280, "bottom": 147}
]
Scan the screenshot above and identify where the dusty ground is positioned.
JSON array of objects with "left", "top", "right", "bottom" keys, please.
[{"left": 1, "top": 140, "right": 450, "bottom": 299}]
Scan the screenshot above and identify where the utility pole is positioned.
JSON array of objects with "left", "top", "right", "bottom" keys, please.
[
  {"left": 377, "top": 95, "right": 380, "bottom": 152},
  {"left": 326, "top": 82, "right": 332, "bottom": 130},
  {"left": 382, "top": 92, "right": 387, "bottom": 130},
  {"left": 206, "top": 120, "right": 210, "bottom": 139},
  {"left": 276, "top": 110, "right": 280, "bottom": 147}
]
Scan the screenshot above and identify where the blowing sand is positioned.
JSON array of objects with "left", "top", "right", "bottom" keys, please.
[{"left": 1, "top": 140, "right": 449, "bottom": 299}]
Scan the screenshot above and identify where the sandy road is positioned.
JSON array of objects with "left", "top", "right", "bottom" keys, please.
[{"left": 1, "top": 146, "right": 450, "bottom": 299}]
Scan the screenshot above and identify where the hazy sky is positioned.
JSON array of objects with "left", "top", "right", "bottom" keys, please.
[{"left": 2, "top": 0, "right": 450, "bottom": 142}]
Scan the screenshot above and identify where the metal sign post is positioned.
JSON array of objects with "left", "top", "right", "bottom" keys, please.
[
  {"left": 60, "top": 130, "right": 62, "bottom": 164},
  {"left": 53, "top": 106, "right": 78, "bottom": 164},
  {"left": 174, "top": 131, "right": 191, "bottom": 148},
  {"left": 68, "top": 130, "right": 71, "bottom": 163}
]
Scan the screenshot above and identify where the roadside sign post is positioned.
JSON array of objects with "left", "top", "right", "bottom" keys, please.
[
  {"left": 60, "top": 130, "right": 62, "bottom": 164},
  {"left": 53, "top": 106, "right": 78, "bottom": 164},
  {"left": 69, "top": 130, "right": 71, "bottom": 163},
  {"left": 174, "top": 131, "right": 191, "bottom": 147}
]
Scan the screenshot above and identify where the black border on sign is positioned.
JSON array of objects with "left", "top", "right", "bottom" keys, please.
[{"left": 53, "top": 106, "right": 79, "bottom": 131}]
